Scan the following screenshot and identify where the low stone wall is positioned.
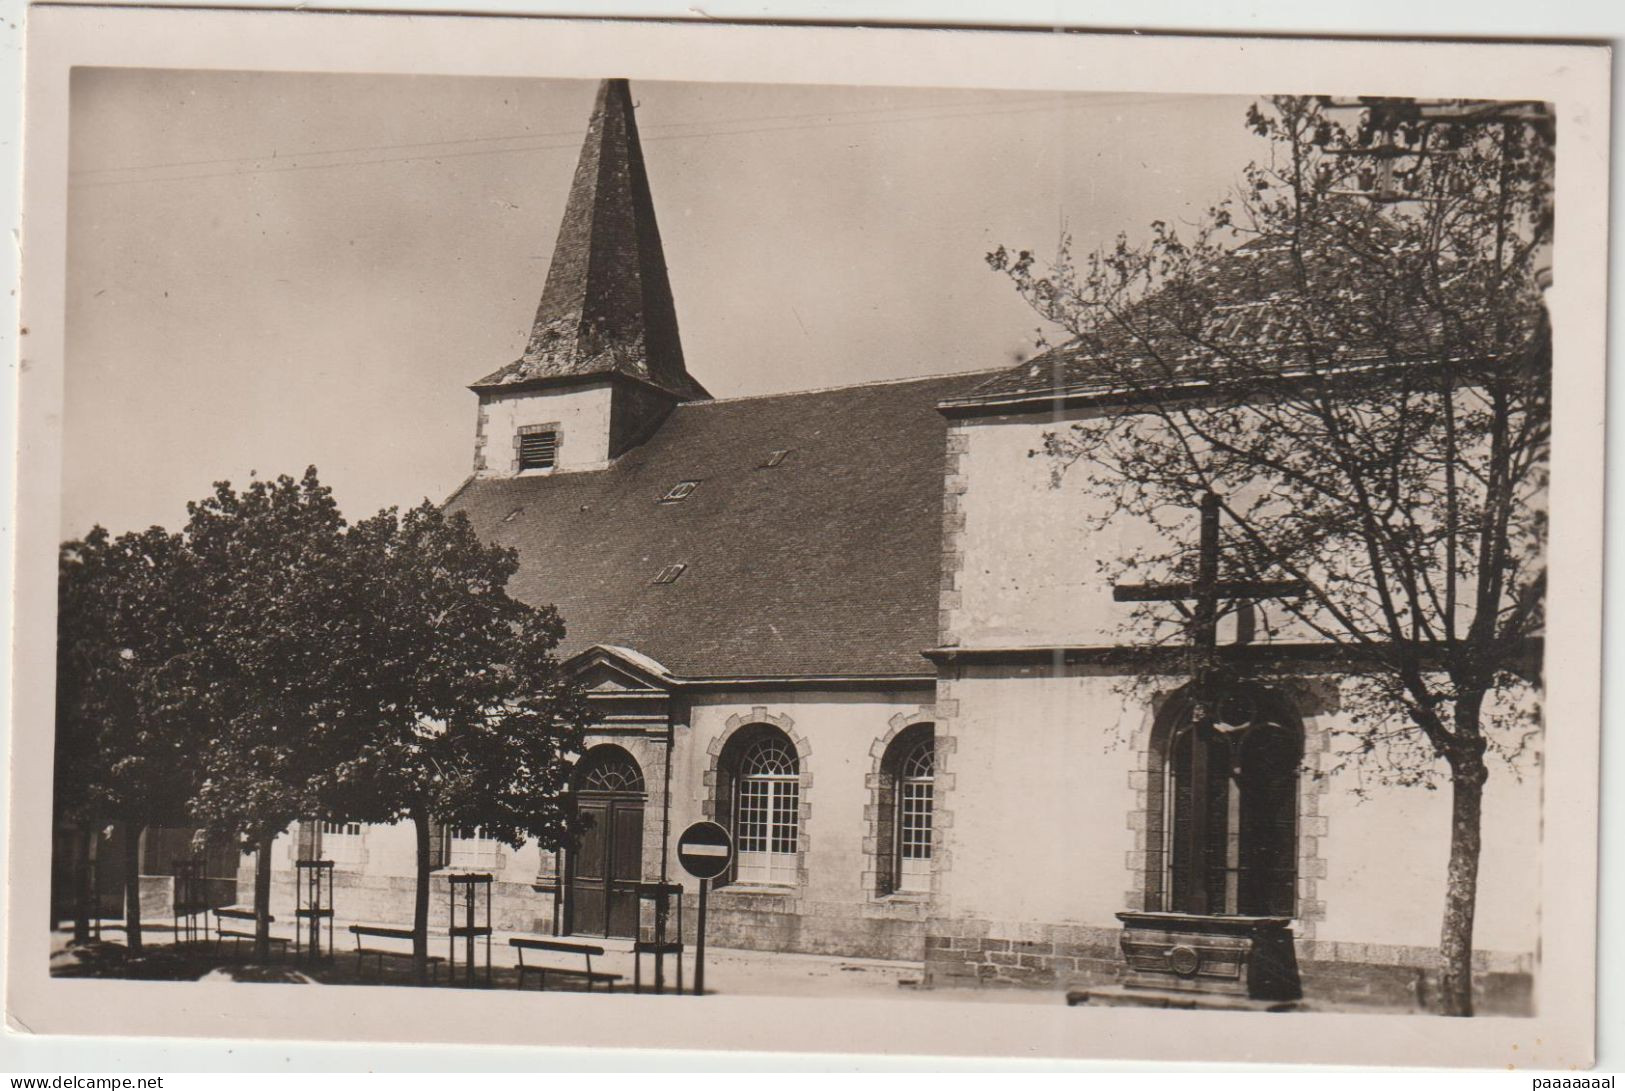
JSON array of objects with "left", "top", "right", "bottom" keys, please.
[
  {"left": 920, "top": 916, "right": 1535, "bottom": 1015},
  {"left": 922, "top": 918, "right": 1121, "bottom": 990},
  {"left": 1297, "top": 957, "right": 1532, "bottom": 1015},
  {"left": 695, "top": 888, "right": 930, "bottom": 962},
  {"left": 232, "top": 872, "right": 927, "bottom": 960}
]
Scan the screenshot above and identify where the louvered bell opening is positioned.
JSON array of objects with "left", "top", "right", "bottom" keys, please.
[{"left": 519, "top": 430, "right": 558, "bottom": 470}]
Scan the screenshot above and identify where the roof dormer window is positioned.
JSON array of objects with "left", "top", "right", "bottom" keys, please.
[
  {"left": 517, "top": 426, "right": 559, "bottom": 471},
  {"left": 661, "top": 480, "right": 700, "bottom": 503}
]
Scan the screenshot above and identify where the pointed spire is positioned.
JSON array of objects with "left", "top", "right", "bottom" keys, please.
[{"left": 473, "top": 79, "right": 706, "bottom": 400}]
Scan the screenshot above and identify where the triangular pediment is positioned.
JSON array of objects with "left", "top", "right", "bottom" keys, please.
[{"left": 564, "top": 644, "right": 676, "bottom": 695}]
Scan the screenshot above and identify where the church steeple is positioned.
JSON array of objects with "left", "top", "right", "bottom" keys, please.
[
  {"left": 469, "top": 79, "right": 707, "bottom": 477},
  {"left": 472, "top": 78, "right": 706, "bottom": 401}
]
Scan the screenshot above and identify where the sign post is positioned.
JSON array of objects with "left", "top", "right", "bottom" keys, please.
[{"left": 675, "top": 820, "right": 733, "bottom": 997}]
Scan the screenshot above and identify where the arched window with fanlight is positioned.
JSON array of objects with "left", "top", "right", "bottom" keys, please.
[
  {"left": 875, "top": 723, "right": 935, "bottom": 896},
  {"left": 893, "top": 732, "right": 935, "bottom": 893},
  {"left": 577, "top": 749, "right": 646, "bottom": 794},
  {"left": 728, "top": 728, "right": 801, "bottom": 886}
]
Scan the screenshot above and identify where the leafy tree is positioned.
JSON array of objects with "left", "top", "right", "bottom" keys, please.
[
  {"left": 321, "top": 502, "right": 587, "bottom": 982},
  {"left": 182, "top": 468, "right": 352, "bottom": 960},
  {"left": 56, "top": 526, "right": 202, "bottom": 953},
  {"left": 989, "top": 96, "right": 1549, "bottom": 1016}
]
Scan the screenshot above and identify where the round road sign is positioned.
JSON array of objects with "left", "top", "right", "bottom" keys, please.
[{"left": 676, "top": 820, "right": 734, "bottom": 880}]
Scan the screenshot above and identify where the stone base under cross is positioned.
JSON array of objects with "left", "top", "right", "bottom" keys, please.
[{"left": 1070, "top": 911, "right": 1303, "bottom": 1010}]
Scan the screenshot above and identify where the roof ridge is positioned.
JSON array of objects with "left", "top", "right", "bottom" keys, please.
[{"left": 674, "top": 366, "right": 1010, "bottom": 407}]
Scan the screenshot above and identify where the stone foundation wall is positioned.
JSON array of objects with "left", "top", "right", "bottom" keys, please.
[
  {"left": 921, "top": 917, "right": 1534, "bottom": 1015},
  {"left": 693, "top": 891, "right": 929, "bottom": 962},
  {"left": 922, "top": 918, "right": 1121, "bottom": 990},
  {"left": 1297, "top": 959, "right": 1532, "bottom": 1015}
]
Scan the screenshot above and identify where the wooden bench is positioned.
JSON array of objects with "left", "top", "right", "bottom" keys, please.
[
  {"left": 212, "top": 907, "right": 290, "bottom": 958},
  {"left": 510, "top": 937, "right": 623, "bottom": 992},
  {"left": 349, "top": 924, "right": 444, "bottom": 983}
]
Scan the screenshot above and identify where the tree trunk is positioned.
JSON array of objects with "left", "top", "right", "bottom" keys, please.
[
  {"left": 122, "top": 822, "right": 143, "bottom": 955},
  {"left": 253, "top": 832, "right": 274, "bottom": 961},
  {"left": 73, "top": 827, "right": 93, "bottom": 945},
  {"left": 1438, "top": 747, "right": 1488, "bottom": 1016},
  {"left": 412, "top": 807, "right": 432, "bottom": 985}
]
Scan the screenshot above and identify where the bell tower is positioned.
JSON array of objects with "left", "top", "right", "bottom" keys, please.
[{"left": 470, "top": 79, "right": 708, "bottom": 476}]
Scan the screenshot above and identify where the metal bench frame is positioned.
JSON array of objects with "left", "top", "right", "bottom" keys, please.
[
  {"left": 212, "top": 907, "right": 290, "bottom": 959},
  {"left": 510, "top": 937, "right": 623, "bottom": 992},
  {"left": 349, "top": 924, "right": 444, "bottom": 983}
]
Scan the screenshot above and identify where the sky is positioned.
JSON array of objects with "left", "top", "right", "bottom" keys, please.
[{"left": 63, "top": 70, "right": 1265, "bottom": 537}]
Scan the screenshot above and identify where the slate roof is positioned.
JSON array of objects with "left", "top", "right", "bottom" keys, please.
[
  {"left": 472, "top": 80, "right": 707, "bottom": 401},
  {"left": 950, "top": 236, "right": 1484, "bottom": 409},
  {"left": 445, "top": 371, "right": 997, "bottom": 680}
]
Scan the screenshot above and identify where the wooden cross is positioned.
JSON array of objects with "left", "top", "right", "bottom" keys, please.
[
  {"left": 1112, "top": 491, "right": 1307, "bottom": 660},
  {"left": 1112, "top": 491, "right": 1308, "bottom": 918}
]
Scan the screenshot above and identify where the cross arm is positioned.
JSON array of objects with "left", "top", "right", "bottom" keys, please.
[{"left": 1112, "top": 579, "right": 1310, "bottom": 603}]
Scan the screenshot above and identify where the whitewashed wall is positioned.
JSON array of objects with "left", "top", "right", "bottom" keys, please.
[
  {"left": 934, "top": 405, "right": 1542, "bottom": 973},
  {"left": 472, "top": 380, "right": 615, "bottom": 475},
  {"left": 933, "top": 662, "right": 1539, "bottom": 964}
]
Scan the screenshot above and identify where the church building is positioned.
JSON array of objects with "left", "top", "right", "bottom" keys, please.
[{"left": 247, "top": 79, "right": 1541, "bottom": 1012}]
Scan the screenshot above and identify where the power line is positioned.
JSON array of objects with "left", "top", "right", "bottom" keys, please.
[
  {"left": 71, "top": 92, "right": 1072, "bottom": 178},
  {"left": 73, "top": 125, "right": 589, "bottom": 178},
  {"left": 69, "top": 91, "right": 1222, "bottom": 191},
  {"left": 71, "top": 134, "right": 587, "bottom": 189}
]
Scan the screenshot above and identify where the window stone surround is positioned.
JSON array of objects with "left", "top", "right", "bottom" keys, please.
[
  {"left": 703, "top": 708, "right": 811, "bottom": 914},
  {"left": 513, "top": 421, "right": 562, "bottom": 473},
  {"left": 1124, "top": 681, "right": 1333, "bottom": 940},
  {"left": 863, "top": 707, "right": 942, "bottom": 907}
]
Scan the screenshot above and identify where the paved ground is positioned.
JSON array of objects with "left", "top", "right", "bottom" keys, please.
[{"left": 49, "top": 920, "right": 1059, "bottom": 1005}]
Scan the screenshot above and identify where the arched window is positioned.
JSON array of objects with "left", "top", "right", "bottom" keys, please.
[
  {"left": 894, "top": 731, "right": 935, "bottom": 893},
  {"left": 731, "top": 730, "right": 800, "bottom": 886},
  {"left": 575, "top": 746, "right": 646, "bottom": 794},
  {"left": 875, "top": 723, "right": 934, "bottom": 895},
  {"left": 1153, "top": 684, "right": 1301, "bottom": 917}
]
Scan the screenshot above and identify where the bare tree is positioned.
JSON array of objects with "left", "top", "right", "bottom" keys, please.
[{"left": 989, "top": 95, "right": 1550, "bottom": 1016}]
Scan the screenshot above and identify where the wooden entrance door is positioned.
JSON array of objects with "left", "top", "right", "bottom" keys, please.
[
  {"left": 568, "top": 797, "right": 643, "bottom": 937},
  {"left": 565, "top": 746, "right": 647, "bottom": 939}
]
